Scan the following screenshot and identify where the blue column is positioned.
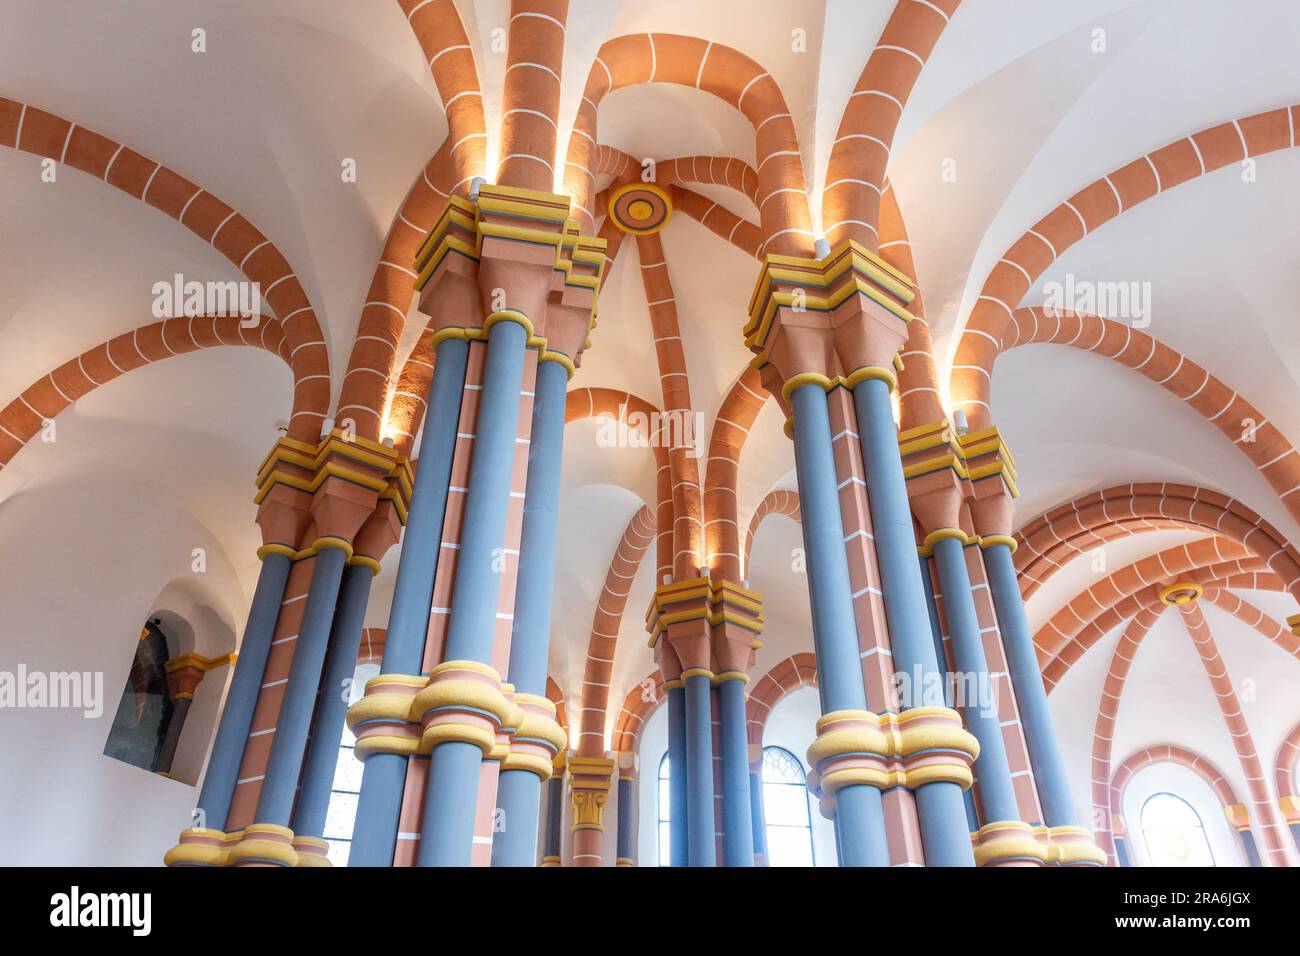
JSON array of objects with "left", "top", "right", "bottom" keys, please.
[
  {"left": 616, "top": 776, "right": 634, "bottom": 864},
  {"left": 542, "top": 773, "right": 564, "bottom": 863},
  {"left": 718, "top": 677, "right": 754, "bottom": 866},
  {"left": 1239, "top": 829, "right": 1262, "bottom": 866},
  {"left": 290, "top": 562, "right": 374, "bottom": 838},
  {"left": 348, "top": 337, "right": 468, "bottom": 867},
  {"left": 253, "top": 544, "right": 349, "bottom": 826},
  {"left": 1114, "top": 835, "right": 1131, "bottom": 867},
  {"left": 493, "top": 358, "right": 569, "bottom": 866},
  {"left": 1290, "top": 822, "right": 1300, "bottom": 856},
  {"left": 418, "top": 319, "right": 529, "bottom": 866},
  {"left": 984, "top": 542, "right": 1081, "bottom": 828},
  {"left": 684, "top": 672, "right": 716, "bottom": 867},
  {"left": 196, "top": 551, "right": 291, "bottom": 831},
  {"left": 852, "top": 377, "right": 975, "bottom": 866},
  {"left": 932, "top": 537, "right": 1019, "bottom": 823},
  {"left": 666, "top": 682, "right": 688, "bottom": 867},
  {"left": 789, "top": 383, "right": 889, "bottom": 867},
  {"left": 749, "top": 768, "right": 767, "bottom": 865}
]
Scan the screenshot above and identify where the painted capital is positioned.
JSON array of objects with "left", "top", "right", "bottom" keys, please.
[
  {"left": 163, "top": 652, "right": 233, "bottom": 700},
  {"left": 568, "top": 755, "right": 615, "bottom": 832},
  {"left": 413, "top": 184, "right": 606, "bottom": 375},
  {"left": 254, "top": 429, "right": 410, "bottom": 552},
  {"left": 646, "top": 577, "right": 764, "bottom": 678},
  {"left": 899, "top": 419, "right": 1019, "bottom": 547},
  {"left": 744, "top": 240, "right": 916, "bottom": 416}
]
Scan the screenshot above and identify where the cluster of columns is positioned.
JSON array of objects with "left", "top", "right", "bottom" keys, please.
[
  {"left": 165, "top": 424, "right": 409, "bottom": 866},
  {"left": 166, "top": 183, "right": 604, "bottom": 867},
  {"left": 164, "top": 206, "right": 1112, "bottom": 868},
  {"left": 742, "top": 241, "right": 1105, "bottom": 867},
  {"left": 649, "top": 578, "right": 764, "bottom": 866}
]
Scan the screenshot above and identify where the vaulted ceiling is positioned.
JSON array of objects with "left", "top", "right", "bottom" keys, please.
[{"left": 2, "top": 0, "right": 1298, "bottom": 854}]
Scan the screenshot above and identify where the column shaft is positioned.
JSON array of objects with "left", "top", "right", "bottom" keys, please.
[
  {"left": 542, "top": 774, "right": 564, "bottom": 864},
  {"left": 853, "top": 377, "right": 973, "bottom": 866},
  {"left": 492, "top": 358, "right": 568, "bottom": 866},
  {"left": 749, "top": 768, "right": 768, "bottom": 865},
  {"left": 666, "top": 683, "right": 689, "bottom": 867},
  {"left": 349, "top": 337, "right": 468, "bottom": 867},
  {"left": 253, "top": 545, "right": 348, "bottom": 826},
  {"left": 684, "top": 673, "right": 717, "bottom": 866},
  {"left": 984, "top": 542, "right": 1080, "bottom": 827},
  {"left": 932, "top": 538, "right": 1019, "bottom": 823},
  {"left": 197, "top": 552, "right": 291, "bottom": 831},
  {"left": 1240, "top": 829, "right": 1262, "bottom": 867},
  {"left": 718, "top": 678, "right": 754, "bottom": 866},
  {"left": 616, "top": 777, "right": 634, "bottom": 864},
  {"left": 789, "top": 383, "right": 888, "bottom": 866},
  {"left": 418, "top": 320, "right": 529, "bottom": 866},
  {"left": 291, "top": 562, "right": 374, "bottom": 838}
]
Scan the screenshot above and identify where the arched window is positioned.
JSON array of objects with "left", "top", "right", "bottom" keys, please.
[
  {"left": 322, "top": 661, "right": 379, "bottom": 865},
  {"left": 657, "top": 751, "right": 672, "bottom": 866},
  {"left": 762, "top": 746, "right": 815, "bottom": 866},
  {"left": 1140, "top": 791, "right": 1215, "bottom": 867},
  {"left": 104, "top": 620, "right": 176, "bottom": 773}
]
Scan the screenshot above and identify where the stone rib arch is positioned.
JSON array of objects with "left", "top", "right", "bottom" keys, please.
[
  {"left": 1178, "top": 602, "right": 1293, "bottom": 865},
  {"left": 0, "top": 315, "right": 287, "bottom": 470},
  {"left": 1014, "top": 482, "right": 1300, "bottom": 605},
  {"left": 743, "top": 489, "right": 801, "bottom": 579},
  {"left": 879, "top": 180, "right": 945, "bottom": 429},
  {"left": 822, "top": 0, "right": 961, "bottom": 249},
  {"left": 745, "top": 652, "right": 817, "bottom": 748},
  {"left": 950, "top": 103, "right": 1300, "bottom": 430},
  {"left": 1110, "top": 744, "right": 1246, "bottom": 864},
  {"left": 1041, "top": 572, "right": 1287, "bottom": 697},
  {"left": 562, "top": 33, "right": 814, "bottom": 254},
  {"left": 575, "top": 505, "right": 656, "bottom": 757},
  {"left": 704, "top": 365, "right": 770, "bottom": 581},
  {"left": 566, "top": 386, "right": 674, "bottom": 584},
  {"left": 0, "top": 96, "right": 330, "bottom": 441},
  {"left": 337, "top": 139, "right": 457, "bottom": 442},
  {"left": 1090, "top": 608, "right": 1163, "bottom": 863},
  {"left": 397, "top": 0, "right": 487, "bottom": 192},
  {"left": 996, "top": 307, "right": 1300, "bottom": 527},
  {"left": 612, "top": 670, "right": 664, "bottom": 756}
]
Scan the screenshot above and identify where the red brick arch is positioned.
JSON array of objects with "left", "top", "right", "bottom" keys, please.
[
  {"left": 576, "top": 505, "right": 656, "bottom": 757},
  {"left": 950, "top": 104, "right": 1300, "bottom": 431},
  {"left": 562, "top": 34, "right": 814, "bottom": 254},
  {"left": 0, "top": 315, "right": 287, "bottom": 470},
  {"left": 1014, "top": 483, "right": 1300, "bottom": 605},
  {"left": 0, "top": 96, "right": 330, "bottom": 441},
  {"left": 822, "top": 0, "right": 961, "bottom": 249},
  {"left": 746, "top": 653, "right": 818, "bottom": 748}
]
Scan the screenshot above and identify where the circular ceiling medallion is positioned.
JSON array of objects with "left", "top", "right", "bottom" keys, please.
[
  {"left": 609, "top": 183, "right": 672, "bottom": 235},
  {"left": 1158, "top": 582, "right": 1204, "bottom": 606}
]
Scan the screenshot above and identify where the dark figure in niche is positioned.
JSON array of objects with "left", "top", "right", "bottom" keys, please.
[{"left": 104, "top": 620, "right": 175, "bottom": 772}]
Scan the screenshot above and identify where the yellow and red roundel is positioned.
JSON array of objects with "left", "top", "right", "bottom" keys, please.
[{"left": 608, "top": 183, "right": 672, "bottom": 235}]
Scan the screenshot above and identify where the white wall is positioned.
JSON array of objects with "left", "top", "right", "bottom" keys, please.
[{"left": 0, "top": 481, "right": 245, "bottom": 865}]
